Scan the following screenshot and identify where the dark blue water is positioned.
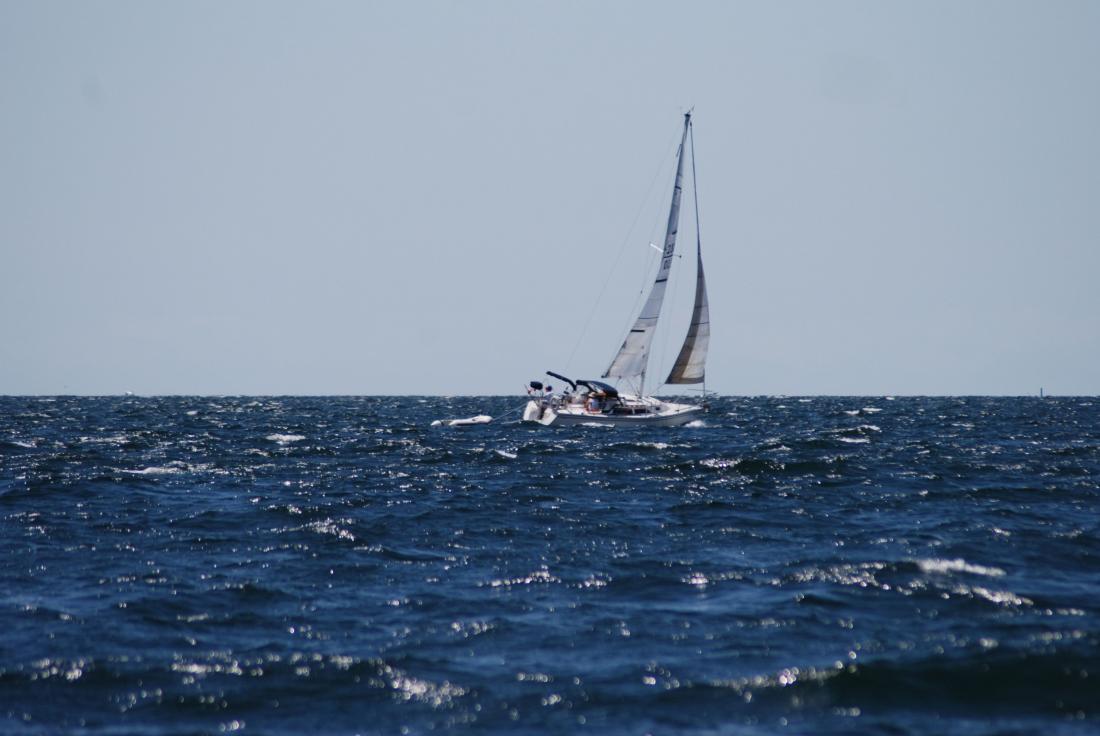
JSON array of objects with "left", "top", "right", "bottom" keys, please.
[{"left": 1, "top": 396, "right": 1097, "bottom": 735}]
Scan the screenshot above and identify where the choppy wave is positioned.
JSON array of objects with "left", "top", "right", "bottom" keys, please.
[{"left": 1, "top": 395, "right": 1098, "bottom": 734}]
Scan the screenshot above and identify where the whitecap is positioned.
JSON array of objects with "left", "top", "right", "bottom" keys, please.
[
  {"left": 837, "top": 437, "right": 870, "bottom": 444},
  {"left": 700, "top": 457, "right": 737, "bottom": 469},
  {"left": 121, "top": 465, "right": 183, "bottom": 475},
  {"left": 861, "top": 407, "right": 882, "bottom": 413},
  {"left": 266, "top": 434, "right": 305, "bottom": 444},
  {"left": 831, "top": 425, "right": 879, "bottom": 435},
  {"left": 80, "top": 435, "right": 128, "bottom": 445},
  {"left": 966, "top": 586, "right": 1031, "bottom": 607},
  {"left": 120, "top": 461, "right": 210, "bottom": 475},
  {"left": 684, "top": 419, "right": 707, "bottom": 428},
  {"left": 494, "top": 449, "right": 517, "bottom": 460},
  {"left": 916, "top": 558, "right": 1005, "bottom": 578}
]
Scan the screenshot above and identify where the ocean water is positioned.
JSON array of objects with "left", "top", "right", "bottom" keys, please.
[{"left": 1, "top": 395, "right": 1097, "bottom": 735}]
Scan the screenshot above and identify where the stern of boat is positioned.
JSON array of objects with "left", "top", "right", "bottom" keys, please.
[{"left": 522, "top": 401, "right": 558, "bottom": 426}]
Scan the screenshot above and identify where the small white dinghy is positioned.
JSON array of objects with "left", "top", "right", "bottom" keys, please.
[{"left": 431, "top": 414, "right": 493, "bottom": 428}]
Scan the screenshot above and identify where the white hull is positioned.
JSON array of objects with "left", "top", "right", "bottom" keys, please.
[{"left": 522, "top": 398, "right": 701, "bottom": 428}]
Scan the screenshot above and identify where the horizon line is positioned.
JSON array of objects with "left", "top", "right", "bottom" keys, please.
[{"left": 0, "top": 393, "right": 1090, "bottom": 399}]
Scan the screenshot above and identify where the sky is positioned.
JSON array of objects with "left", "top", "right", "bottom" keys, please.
[{"left": 2, "top": 0, "right": 1098, "bottom": 396}]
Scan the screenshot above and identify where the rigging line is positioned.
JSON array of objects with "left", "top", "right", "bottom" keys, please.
[
  {"left": 690, "top": 117, "right": 702, "bottom": 256},
  {"left": 497, "top": 397, "right": 534, "bottom": 421},
  {"left": 564, "top": 127, "right": 681, "bottom": 373},
  {"left": 616, "top": 238, "right": 659, "bottom": 363}
]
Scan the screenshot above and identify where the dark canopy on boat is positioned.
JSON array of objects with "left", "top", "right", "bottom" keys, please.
[
  {"left": 546, "top": 371, "right": 577, "bottom": 391},
  {"left": 577, "top": 380, "right": 619, "bottom": 398}
]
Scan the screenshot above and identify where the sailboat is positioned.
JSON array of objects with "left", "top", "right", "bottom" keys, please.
[{"left": 523, "top": 111, "right": 710, "bottom": 427}]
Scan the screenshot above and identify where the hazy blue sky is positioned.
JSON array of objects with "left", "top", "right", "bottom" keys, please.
[{"left": 2, "top": 1, "right": 1098, "bottom": 395}]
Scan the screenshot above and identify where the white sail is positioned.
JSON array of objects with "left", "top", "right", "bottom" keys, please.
[
  {"left": 666, "top": 119, "right": 709, "bottom": 385},
  {"left": 603, "top": 113, "right": 692, "bottom": 385},
  {"left": 666, "top": 250, "right": 709, "bottom": 384}
]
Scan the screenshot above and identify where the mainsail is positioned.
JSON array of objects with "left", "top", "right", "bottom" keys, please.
[
  {"left": 603, "top": 112, "right": 692, "bottom": 388},
  {"left": 666, "top": 119, "right": 709, "bottom": 385}
]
